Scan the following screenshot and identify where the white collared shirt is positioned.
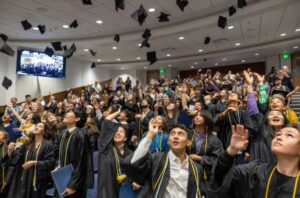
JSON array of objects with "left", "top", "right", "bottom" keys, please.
[{"left": 67, "top": 127, "right": 76, "bottom": 133}]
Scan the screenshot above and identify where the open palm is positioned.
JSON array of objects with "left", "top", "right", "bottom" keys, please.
[{"left": 230, "top": 125, "right": 249, "bottom": 152}]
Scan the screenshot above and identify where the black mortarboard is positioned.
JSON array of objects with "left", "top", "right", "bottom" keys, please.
[
  {"left": 140, "top": 39, "right": 150, "bottom": 48},
  {"left": 2, "top": 76, "right": 12, "bottom": 90},
  {"left": 204, "top": 36, "right": 211, "bottom": 45},
  {"left": 176, "top": 0, "right": 189, "bottom": 12},
  {"left": 229, "top": 6, "right": 237, "bottom": 17},
  {"left": 38, "top": 24, "right": 46, "bottom": 34},
  {"left": 70, "top": 20, "right": 78, "bottom": 28},
  {"left": 131, "top": 5, "right": 148, "bottom": 26},
  {"left": 44, "top": 46, "right": 54, "bottom": 57},
  {"left": 114, "top": 34, "right": 120, "bottom": 42},
  {"left": 51, "top": 41, "right": 63, "bottom": 51},
  {"left": 63, "top": 43, "right": 76, "bottom": 59},
  {"left": 82, "top": 0, "right": 92, "bottom": 5},
  {"left": 0, "top": 43, "right": 15, "bottom": 57},
  {"left": 142, "top": 29, "right": 151, "bottom": 40},
  {"left": 21, "top": 20, "right": 32, "bottom": 31},
  {"left": 63, "top": 45, "right": 67, "bottom": 51},
  {"left": 91, "top": 62, "right": 96, "bottom": 68},
  {"left": 115, "top": 0, "right": 125, "bottom": 11},
  {"left": 157, "top": 12, "right": 170, "bottom": 22},
  {"left": 147, "top": 51, "right": 157, "bottom": 65},
  {"left": 237, "top": 0, "right": 247, "bottom": 8},
  {"left": 89, "top": 50, "right": 97, "bottom": 56},
  {"left": 0, "top": 34, "right": 8, "bottom": 42},
  {"left": 218, "top": 16, "right": 227, "bottom": 29}
]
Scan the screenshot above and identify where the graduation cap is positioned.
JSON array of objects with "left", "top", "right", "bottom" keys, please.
[
  {"left": 147, "top": 51, "right": 157, "bottom": 65},
  {"left": 44, "top": 46, "right": 54, "bottom": 57},
  {"left": 140, "top": 39, "right": 150, "bottom": 48},
  {"left": 115, "top": 0, "right": 125, "bottom": 11},
  {"left": 237, "top": 0, "right": 247, "bottom": 8},
  {"left": 2, "top": 76, "right": 12, "bottom": 90},
  {"left": 21, "top": 20, "right": 32, "bottom": 31},
  {"left": 91, "top": 62, "right": 96, "bottom": 68},
  {"left": 204, "top": 36, "right": 211, "bottom": 45},
  {"left": 0, "top": 34, "right": 8, "bottom": 42},
  {"left": 142, "top": 29, "right": 151, "bottom": 40},
  {"left": 63, "top": 43, "right": 76, "bottom": 59},
  {"left": 38, "top": 24, "right": 46, "bottom": 34},
  {"left": 51, "top": 41, "right": 63, "bottom": 51},
  {"left": 63, "top": 45, "right": 68, "bottom": 51},
  {"left": 218, "top": 16, "right": 227, "bottom": 29},
  {"left": 0, "top": 43, "right": 15, "bottom": 57},
  {"left": 89, "top": 50, "right": 97, "bottom": 56},
  {"left": 82, "top": 0, "right": 92, "bottom": 5},
  {"left": 229, "top": 6, "right": 237, "bottom": 17},
  {"left": 114, "top": 34, "right": 120, "bottom": 42},
  {"left": 70, "top": 20, "right": 78, "bottom": 28},
  {"left": 157, "top": 12, "right": 170, "bottom": 22},
  {"left": 176, "top": 0, "right": 189, "bottom": 12},
  {"left": 131, "top": 5, "right": 148, "bottom": 26}
]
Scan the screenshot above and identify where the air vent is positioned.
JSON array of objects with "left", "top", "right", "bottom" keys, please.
[
  {"left": 213, "top": 38, "right": 228, "bottom": 44},
  {"left": 160, "top": 47, "right": 176, "bottom": 52}
]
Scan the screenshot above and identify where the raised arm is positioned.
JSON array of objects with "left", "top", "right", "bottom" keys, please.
[{"left": 7, "top": 104, "right": 24, "bottom": 123}]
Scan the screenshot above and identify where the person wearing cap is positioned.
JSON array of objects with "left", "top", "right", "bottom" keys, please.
[{"left": 122, "top": 120, "right": 208, "bottom": 198}]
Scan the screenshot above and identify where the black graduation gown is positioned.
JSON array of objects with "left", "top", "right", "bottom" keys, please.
[
  {"left": 215, "top": 109, "right": 254, "bottom": 148},
  {"left": 187, "top": 133, "right": 224, "bottom": 181},
  {"left": 212, "top": 151, "right": 300, "bottom": 198},
  {"left": 6, "top": 140, "right": 55, "bottom": 198},
  {"left": 97, "top": 120, "right": 133, "bottom": 198},
  {"left": 58, "top": 128, "right": 94, "bottom": 197},
  {"left": 121, "top": 152, "right": 206, "bottom": 198},
  {"left": 134, "top": 111, "right": 154, "bottom": 140},
  {"left": 0, "top": 144, "right": 9, "bottom": 197}
]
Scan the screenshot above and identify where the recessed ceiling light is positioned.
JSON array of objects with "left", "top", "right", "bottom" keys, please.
[
  {"left": 227, "top": 25, "right": 234, "bottom": 30},
  {"left": 254, "top": 53, "right": 260, "bottom": 56},
  {"left": 32, "top": 27, "right": 39, "bottom": 30},
  {"left": 215, "top": 63, "right": 218, "bottom": 66},
  {"left": 97, "top": 59, "right": 101, "bottom": 62},
  {"left": 112, "top": 46, "right": 117, "bottom": 50},
  {"left": 190, "top": 65, "right": 194, "bottom": 69},
  {"left": 96, "top": 20, "right": 103, "bottom": 24},
  {"left": 294, "top": 46, "right": 299, "bottom": 49},
  {"left": 120, "top": 67, "right": 124, "bottom": 70},
  {"left": 235, "top": 43, "right": 241, "bottom": 46},
  {"left": 62, "top": 25, "right": 69, "bottom": 28},
  {"left": 222, "top": 58, "right": 227, "bottom": 61},
  {"left": 280, "top": 33, "right": 287, "bottom": 37},
  {"left": 296, "top": 28, "right": 300, "bottom": 32},
  {"left": 144, "top": 66, "right": 148, "bottom": 69},
  {"left": 136, "top": 57, "right": 141, "bottom": 60},
  {"left": 194, "top": 62, "right": 198, "bottom": 65},
  {"left": 138, "top": 43, "right": 142, "bottom": 47},
  {"left": 241, "top": 60, "right": 246, "bottom": 63},
  {"left": 84, "top": 49, "right": 89, "bottom": 52},
  {"left": 179, "top": 36, "right": 185, "bottom": 40},
  {"left": 168, "top": 64, "right": 172, "bottom": 67},
  {"left": 148, "top": 8, "right": 155, "bottom": 12},
  {"left": 166, "top": 54, "right": 171, "bottom": 57},
  {"left": 116, "top": 58, "right": 121, "bottom": 61},
  {"left": 198, "top": 49, "right": 203, "bottom": 52}
]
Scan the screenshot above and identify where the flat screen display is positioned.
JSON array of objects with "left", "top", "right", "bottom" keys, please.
[{"left": 16, "top": 49, "right": 66, "bottom": 79}]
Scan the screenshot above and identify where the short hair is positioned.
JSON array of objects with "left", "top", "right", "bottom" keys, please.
[
  {"left": 169, "top": 124, "right": 192, "bottom": 140},
  {"left": 25, "top": 95, "right": 31, "bottom": 98},
  {"left": 285, "top": 123, "right": 300, "bottom": 132}
]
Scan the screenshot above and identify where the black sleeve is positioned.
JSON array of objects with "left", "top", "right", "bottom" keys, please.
[{"left": 98, "top": 120, "right": 119, "bottom": 154}]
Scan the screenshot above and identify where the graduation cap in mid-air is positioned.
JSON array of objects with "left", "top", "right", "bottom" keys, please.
[
  {"left": 204, "top": 36, "right": 211, "bottom": 45},
  {"left": 114, "top": 34, "right": 120, "bottom": 42},
  {"left": 157, "top": 12, "right": 170, "bottom": 22},
  {"left": 91, "top": 62, "right": 96, "bottom": 68},
  {"left": 131, "top": 5, "right": 148, "bottom": 26},
  {"left": 218, "top": 16, "right": 227, "bottom": 29},
  {"left": 38, "top": 24, "right": 46, "bottom": 34},
  {"left": 0, "top": 43, "right": 15, "bottom": 57},
  {"left": 89, "top": 50, "right": 97, "bottom": 56},
  {"left": 115, "top": 0, "right": 125, "bottom": 11},
  {"left": 44, "top": 46, "right": 54, "bottom": 57},
  {"left": 142, "top": 29, "right": 151, "bottom": 40},
  {"left": 21, "top": 20, "right": 32, "bottom": 31},
  {"left": 2, "top": 76, "right": 12, "bottom": 90},
  {"left": 82, "top": 0, "right": 92, "bottom": 5},
  {"left": 70, "top": 20, "right": 78, "bottom": 28},
  {"left": 51, "top": 41, "right": 63, "bottom": 51},
  {"left": 0, "top": 34, "right": 8, "bottom": 42},
  {"left": 176, "top": 0, "right": 189, "bottom": 12},
  {"left": 140, "top": 39, "right": 150, "bottom": 48},
  {"left": 237, "top": 0, "right": 247, "bottom": 8},
  {"left": 229, "top": 6, "right": 237, "bottom": 17},
  {"left": 63, "top": 43, "right": 76, "bottom": 59},
  {"left": 147, "top": 51, "right": 157, "bottom": 65}
]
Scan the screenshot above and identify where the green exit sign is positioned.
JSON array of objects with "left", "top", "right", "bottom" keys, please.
[
  {"left": 160, "top": 68, "right": 165, "bottom": 74},
  {"left": 282, "top": 53, "right": 289, "bottom": 59}
]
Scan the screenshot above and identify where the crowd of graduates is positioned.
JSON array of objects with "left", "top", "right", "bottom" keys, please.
[{"left": 0, "top": 65, "right": 299, "bottom": 198}]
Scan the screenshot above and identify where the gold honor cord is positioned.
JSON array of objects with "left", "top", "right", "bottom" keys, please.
[
  {"left": 189, "top": 159, "right": 202, "bottom": 198},
  {"left": 59, "top": 128, "right": 77, "bottom": 166},
  {"left": 21, "top": 141, "right": 43, "bottom": 191},
  {"left": 159, "top": 133, "right": 164, "bottom": 153},
  {"left": 1, "top": 146, "right": 5, "bottom": 192},
  {"left": 265, "top": 166, "right": 300, "bottom": 198},
  {"left": 113, "top": 147, "right": 126, "bottom": 183},
  {"left": 153, "top": 155, "right": 169, "bottom": 192}
]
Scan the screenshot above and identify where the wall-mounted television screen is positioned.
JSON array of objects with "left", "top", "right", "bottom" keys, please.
[{"left": 16, "top": 49, "right": 66, "bottom": 79}]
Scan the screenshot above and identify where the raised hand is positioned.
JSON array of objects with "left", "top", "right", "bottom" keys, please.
[
  {"left": 243, "top": 70, "right": 253, "bottom": 85},
  {"left": 253, "top": 73, "right": 265, "bottom": 84},
  {"left": 227, "top": 125, "right": 249, "bottom": 156}
]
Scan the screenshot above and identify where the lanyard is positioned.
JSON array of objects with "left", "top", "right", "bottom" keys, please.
[
  {"left": 59, "top": 128, "right": 77, "bottom": 166},
  {"left": 113, "top": 147, "right": 126, "bottom": 183},
  {"left": 265, "top": 166, "right": 300, "bottom": 198}
]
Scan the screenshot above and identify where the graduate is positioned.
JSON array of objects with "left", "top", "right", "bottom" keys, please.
[
  {"left": 6, "top": 122, "right": 55, "bottom": 198},
  {"left": 188, "top": 110, "right": 223, "bottom": 193},
  {"left": 58, "top": 110, "right": 93, "bottom": 198},
  {"left": 97, "top": 107, "right": 141, "bottom": 198},
  {"left": 213, "top": 124, "right": 300, "bottom": 198},
  {"left": 122, "top": 120, "right": 207, "bottom": 198},
  {"left": 0, "top": 130, "right": 9, "bottom": 197}
]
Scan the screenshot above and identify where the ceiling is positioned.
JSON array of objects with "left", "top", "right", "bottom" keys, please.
[{"left": 1, "top": 0, "right": 300, "bottom": 70}]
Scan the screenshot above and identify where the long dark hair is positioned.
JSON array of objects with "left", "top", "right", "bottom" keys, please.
[
  {"left": 25, "top": 123, "right": 46, "bottom": 148},
  {"left": 192, "top": 110, "right": 214, "bottom": 134}
]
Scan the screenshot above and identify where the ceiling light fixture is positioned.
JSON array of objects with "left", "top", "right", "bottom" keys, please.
[
  {"left": 84, "top": 49, "right": 89, "bottom": 52},
  {"left": 148, "top": 8, "right": 156, "bottom": 12},
  {"left": 296, "top": 28, "right": 300, "bottom": 32},
  {"left": 32, "top": 27, "right": 39, "bottom": 30},
  {"left": 294, "top": 46, "right": 299, "bottom": 49},
  {"left": 138, "top": 43, "right": 142, "bottom": 47},
  {"left": 215, "top": 63, "right": 218, "bottom": 66},
  {"left": 96, "top": 20, "right": 103, "bottom": 24},
  {"left": 97, "top": 59, "right": 101, "bottom": 62},
  {"left": 144, "top": 66, "right": 148, "bottom": 69},
  {"left": 166, "top": 54, "right": 171, "bottom": 57},
  {"left": 179, "top": 36, "right": 184, "bottom": 40},
  {"left": 235, "top": 43, "right": 241, "bottom": 46},
  {"left": 241, "top": 60, "right": 246, "bottom": 63},
  {"left": 117, "top": 58, "right": 121, "bottom": 61},
  {"left": 112, "top": 46, "right": 117, "bottom": 50},
  {"left": 168, "top": 64, "right": 172, "bottom": 67},
  {"left": 198, "top": 49, "right": 203, "bottom": 52},
  {"left": 254, "top": 53, "right": 259, "bottom": 56},
  {"left": 136, "top": 57, "right": 141, "bottom": 60},
  {"left": 227, "top": 25, "right": 234, "bottom": 30},
  {"left": 62, "top": 25, "right": 69, "bottom": 28},
  {"left": 190, "top": 65, "right": 194, "bottom": 69},
  {"left": 222, "top": 58, "right": 227, "bottom": 61},
  {"left": 280, "top": 33, "right": 287, "bottom": 37}
]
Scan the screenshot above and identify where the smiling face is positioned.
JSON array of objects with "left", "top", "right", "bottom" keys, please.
[
  {"left": 113, "top": 126, "right": 127, "bottom": 144},
  {"left": 270, "top": 98, "right": 285, "bottom": 111},
  {"left": 271, "top": 127, "right": 300, "bottom": 158},
  {"left": 194, "top": 114, "right": 205, "bottom": 126},
  {"left": 168, "top": 127, "right": 191, "bottom": 154},
  {"left": 267, "top": 110, "right": 285, "bottom": 127}
]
